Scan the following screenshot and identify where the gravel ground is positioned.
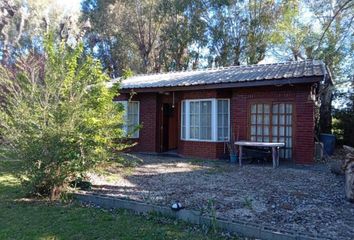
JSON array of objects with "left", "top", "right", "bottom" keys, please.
[{"left": 86, "top": 154, "right": 354, "bottom": 240}]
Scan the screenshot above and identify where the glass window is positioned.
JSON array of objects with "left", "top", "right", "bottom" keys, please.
[
  {"left": 250, "top": 102, "right": 293, "bottom": 160},
  {"left": 250, "top": 104, "right": 271, "bottom": 142},
  {"left": 117, "top": 101, "right": 140, "bottom": 138},
  {"left": 181, "top": 101, "right": 186, "bottom": 139},
  {"left": 181, "top": 99, "right": 229, "bottom": 142},
  {"left": 217, "top": 99, "right": 229, "bottom": 141}
]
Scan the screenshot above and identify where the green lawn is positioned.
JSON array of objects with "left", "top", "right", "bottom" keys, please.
[{"left": 0, "top": 160, "right": 237, "bottom": 240}]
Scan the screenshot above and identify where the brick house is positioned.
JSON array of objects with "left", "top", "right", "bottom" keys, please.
[{"left": 110, "top": 60, "right": 332, "bottom": 164}]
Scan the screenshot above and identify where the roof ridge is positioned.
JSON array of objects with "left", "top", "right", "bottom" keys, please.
[{"left": 121, "top": 60, "right": 324, "bottom": 79}]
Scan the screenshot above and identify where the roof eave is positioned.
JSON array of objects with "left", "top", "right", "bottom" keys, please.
[{"left": 119, "top": 76, "right": 323, "bottom": 93}]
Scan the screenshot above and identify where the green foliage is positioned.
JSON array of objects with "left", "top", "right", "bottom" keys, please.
[
  {"left": 0, "top": 34, "right": 129, "bottom": 199},
  {"left": 121, "top": 68, "right": 134, "bottom": 79},
  {"left": 333, "top": 89, "right": 354, "bottom": 146}
]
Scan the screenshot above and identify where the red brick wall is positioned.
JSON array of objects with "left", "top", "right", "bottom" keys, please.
[
  {"left": 232, "top": 84, "right": 315, "bottom": 164},
  {"left": 118, "top": 84, "right": 316, "bottom": 164},
  {"left": 115, "top": 93, "right": 158, "bottom": 152}
]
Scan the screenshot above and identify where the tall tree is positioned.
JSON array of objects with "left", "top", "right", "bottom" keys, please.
[
  {"left": 0, "top": 0, "right": 82, "bottom": 65},
  {"left": 157, "top": 0, "right": 208, "bottom": 71},
  {"left": 207, "top": 0, "right": 280, "bottom": 67},
  {"left": 271, "top": 0, "right": 354, "bottom": 134},
  {"left": 82, "top": 0, "right": 165, "bottom": 74}
]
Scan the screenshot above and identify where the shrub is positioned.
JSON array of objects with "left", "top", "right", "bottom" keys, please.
[{"left": 0, "top": 35, "right": 129, "bottom": 200}]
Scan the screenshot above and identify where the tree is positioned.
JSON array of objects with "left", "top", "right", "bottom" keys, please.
[
  {"left": 157, "top": 0, "right": 208, "bottom": 71},
  {"left": 207, "top": 0, "right": 280, "bottom": 66},
  {"left": 270, "top": 0, "right": 354, "bottom": 134},
  {"left": 0, "top": 0, "right": 82, "bottom": 65},
  {"left": 82, "top": 0, "right": 165, "bottom": 74},
  {"left": 0, "top": 35, "right": 129, "bottom": 200}
]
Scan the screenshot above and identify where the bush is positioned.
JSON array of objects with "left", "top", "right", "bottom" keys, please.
[
  {"left": 333, "top": 92, "right": 354, "bottom": 147},
  {"left": 0, "top": 35, "right": 129, "bottom": 200}
]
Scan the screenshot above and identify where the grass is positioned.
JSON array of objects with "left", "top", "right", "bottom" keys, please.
[{"left": 0, "top": 160, "right": 237, "bottom": 240}]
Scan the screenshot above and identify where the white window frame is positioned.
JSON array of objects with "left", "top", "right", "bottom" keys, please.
[
  {"left": 181, "top": 98, "right": 230, "bottom": 142},
  {"left": 115, "top": 100, "right": 140, "bottom": 138}
]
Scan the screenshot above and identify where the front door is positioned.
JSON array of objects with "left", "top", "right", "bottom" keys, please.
[{"left": 161, "top": 103, "right": 178, "bottom": 152}]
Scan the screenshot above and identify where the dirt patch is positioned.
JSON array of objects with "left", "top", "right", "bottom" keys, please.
[{"left": 87, "top": 154, "right": 354, "bottom": 240}]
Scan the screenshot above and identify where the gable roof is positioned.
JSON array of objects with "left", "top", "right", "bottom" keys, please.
[{"left": 108, "top": 60, "right": 330, "bottom": 90}]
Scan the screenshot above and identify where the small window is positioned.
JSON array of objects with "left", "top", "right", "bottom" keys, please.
[{"left": 116, "top": 101, "right": 140, "bottom": 138}]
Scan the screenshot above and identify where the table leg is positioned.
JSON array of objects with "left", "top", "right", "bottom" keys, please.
[
  {"left": 272, "top": 147, "right": 276, "bottom": 168},
  {"left": 239, "top": 145, "right": 242, "bottom": 167},
  {"left": 276, "top": 147, "right": 280, "bottom": 167}
]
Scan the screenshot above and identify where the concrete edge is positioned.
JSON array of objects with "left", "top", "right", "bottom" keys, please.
[{"left": 74, "top": 193, "right": 330, "bottom": 240}]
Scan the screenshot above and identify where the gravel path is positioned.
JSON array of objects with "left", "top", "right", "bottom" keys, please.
[{"left": 87, "top": 154, "right": 354, "bottom": 240}]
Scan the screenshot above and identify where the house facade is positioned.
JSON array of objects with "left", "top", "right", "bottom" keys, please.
[{"left": 110, "top": 60, "right": 331, "bottom": 164}]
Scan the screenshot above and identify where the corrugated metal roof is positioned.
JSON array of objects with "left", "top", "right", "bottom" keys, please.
[{"left": 108, "top": 60, "right": 328, "bottom": 89}]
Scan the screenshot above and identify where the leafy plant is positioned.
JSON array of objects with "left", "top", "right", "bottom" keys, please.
[
  {"left": 243, "top": 197, "right": 253, "bottom": 210},
  {"left": 0, "top": 34, "right": 130, "bottom": 200}
]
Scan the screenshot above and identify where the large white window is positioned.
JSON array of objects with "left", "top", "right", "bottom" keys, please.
[
  {"left": 117, "top": 101, "right": 140, "bottom": 138},
  {"left": 181, "top": 99, "right": 230, "bottom": 142}
]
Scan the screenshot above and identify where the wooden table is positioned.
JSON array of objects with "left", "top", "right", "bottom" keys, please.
[{"left": 235, "top": 141, "right": 285, "bottom": 168}]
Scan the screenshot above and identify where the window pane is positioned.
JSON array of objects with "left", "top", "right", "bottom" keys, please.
[
  {"left": 218, "top": 101, "right": 222, "bottom": 113},
  {"left": 272, "top": 126, "right": 278, "bottom": 136},
  {"left": 127, "top": 102, "right": 140, "bottom": 138},
  {"left": 287, "top": 138, "right": 292, "bottom": 147},
  {"left": 200, "top": 101, "right": 211, "bottom": 140},
  {"left": 257, "top": 104, "right": 263, "bottom": 113},
  {"left": 286, "top": 115, "right": 292, "bottom": 125},
  {"left": 251, "top": 126, "right": 256, "bottom": 135},
  {"left": 223, "top": 101, "right": 228, "bottom": 112},
  {"left": 272, "top": 103, "right": 293, "bottom": 160},
  {"left": 251, "top": 104, "right": 257, "bottom": 113},
  {"left": 286, "top": 104, "right": 292, "bottom": 113},
  {"left": 251, "top": 114, "right": 256, "bottom": 124},
  {"left": 217, "top": 100, "right": 229, "bottom": 141},
  {"left": 201, "top": 101, "right": 211, "bottom": 114},
  {"left": 264, "top": 114, "right": 270, "bottom": 125},
  {"left": 272, "top": 115, "right": 278, "bottom": 125},
  {"left": 273, "top": 104, "right": 278, "bottom": 114},
  {"left": 264, "top": 126, "right": 269, "bottom": 135},
  {"left": 264, "top": 105, "right": 270, "bottom": 113},
  {"left": 286, "top": 126, "right": 292, "bottom": 136},
  {"left": 223, "top": 114, "right": 228, "bottom": 126},
  {"left": 257, "top": 114, "right": 263, "bottom": 124},
  {"left": 182, "top": 101, "right": 186, "bottom": 139}
]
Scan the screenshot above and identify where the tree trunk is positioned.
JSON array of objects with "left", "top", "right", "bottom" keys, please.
[
  {"left": 50, "top": 185, "right": 62, "bottom": 201},
  {"left": 319, "top": 83, "right": 333, "bottom": 133}
]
